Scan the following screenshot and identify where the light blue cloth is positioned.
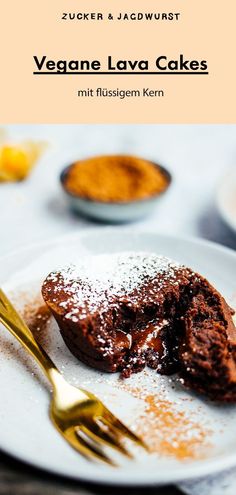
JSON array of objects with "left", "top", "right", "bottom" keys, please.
[{"left": 180, "top": 469, "right": 236, "bottom": 495}]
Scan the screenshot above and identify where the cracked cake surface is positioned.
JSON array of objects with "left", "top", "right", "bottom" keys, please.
[{"left": 42, "top": 252, "right": 236, "bottom": 402}]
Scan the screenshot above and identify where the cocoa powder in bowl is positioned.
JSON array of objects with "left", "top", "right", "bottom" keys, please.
[{"left": 62, "top": 155, "right": 170, "bottom": 203}]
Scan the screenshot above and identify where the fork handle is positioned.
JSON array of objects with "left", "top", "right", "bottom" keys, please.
[{"left": 0, "top": 303, "right": 64, "bottom": 391}]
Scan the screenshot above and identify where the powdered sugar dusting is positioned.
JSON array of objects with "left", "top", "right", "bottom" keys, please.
[{"left": 42, "top": 252, "right": 184, "bottom": 322}]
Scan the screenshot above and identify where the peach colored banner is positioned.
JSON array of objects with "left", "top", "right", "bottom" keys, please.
[{"left": 0, "top": 0, "right": 235, "bottom": 123}]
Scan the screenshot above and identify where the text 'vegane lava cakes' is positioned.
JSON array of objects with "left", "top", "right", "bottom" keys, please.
[{"left": 42, "top": 252, "right": 236, "bottom": 402}]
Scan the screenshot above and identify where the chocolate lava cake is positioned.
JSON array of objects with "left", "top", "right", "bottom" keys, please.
[{"left": 42, "top": 252, "right": 236, "bottom": 402}]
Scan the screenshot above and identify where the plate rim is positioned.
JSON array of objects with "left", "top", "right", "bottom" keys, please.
[
  {"left": 1, "top": 226, "right": 236, "bottom": 265},
  {"left": 216, "top": 167, "right": 236, "bottom": 233}
]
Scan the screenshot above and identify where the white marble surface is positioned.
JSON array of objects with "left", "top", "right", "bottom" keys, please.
[
  {"left": 180, "top": 468, "right": 236, "bottom": 495},
  {"left": 1, "top": 124, "right": 236, "bottom": 495},
  {"left": 0, "top": 124, "right": 236, "bottom": 258}
]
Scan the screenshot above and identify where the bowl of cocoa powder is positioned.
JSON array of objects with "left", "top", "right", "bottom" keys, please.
[{"left": 60, "top": 154, "right": 171, "bottom": 222}]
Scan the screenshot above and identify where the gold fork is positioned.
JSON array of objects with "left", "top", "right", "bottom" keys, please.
[{"left": 0, "top": 288, "right": 146, "bottom": 465}]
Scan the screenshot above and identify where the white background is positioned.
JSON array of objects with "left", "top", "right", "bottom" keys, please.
[{"left": 0, "top": 124, "right": 236, "bottom": 257}]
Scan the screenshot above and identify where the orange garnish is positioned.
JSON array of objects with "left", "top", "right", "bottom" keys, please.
[{"left": 0, "top": 141, "right": 47, "bottom": 182}]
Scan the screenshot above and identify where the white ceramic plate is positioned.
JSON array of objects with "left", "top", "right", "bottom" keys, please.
[
  {"left": 217, "top": 167, "right": 236, "bottom": 233},
  {"left": 0, "top": 229, "right": 236, "bottom": 486}
]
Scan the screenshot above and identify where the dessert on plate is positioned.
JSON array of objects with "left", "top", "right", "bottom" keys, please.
[{"left": 42, "top": 252, "right": 236, "bottom": 402}]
